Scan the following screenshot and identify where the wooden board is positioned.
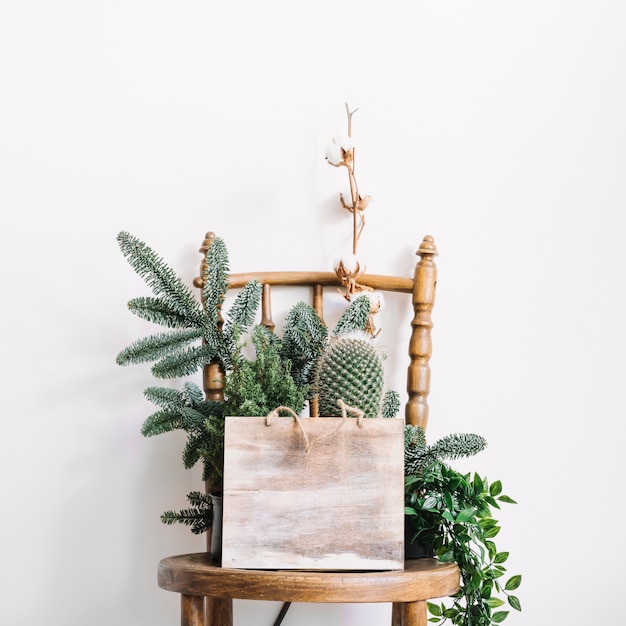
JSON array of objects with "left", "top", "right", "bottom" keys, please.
[{"left": 221, "top": 414, "right": 405, "bottom": 571}]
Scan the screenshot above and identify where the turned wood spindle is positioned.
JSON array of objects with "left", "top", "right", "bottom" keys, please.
[{"left": 406, "top": 235, "right": 438, "bottom": 431}]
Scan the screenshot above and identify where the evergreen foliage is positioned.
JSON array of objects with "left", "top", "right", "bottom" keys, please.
[
  {"left": 116, "top": 231, "right": 262, "bottom": 378},
  {"left": 404, "top": 424, "right": 487, "bottom": 475},
  {"left": 225, "top": 325, "right": 307, "bottom": 418},
  {"left": 332, "top": 294, "right": 371, "bottom": 336},
  {"left": 381, "top": 389, "right": 401, "bottom": 418},
  {"left": 280, "top": 301, "right": 329, "bottom": 388},
  {"left": 160, "top": 491, "right": 212, "bottom": 535},
  {"left": 117, "top": 232, "right": 400, "bottom": 534}
]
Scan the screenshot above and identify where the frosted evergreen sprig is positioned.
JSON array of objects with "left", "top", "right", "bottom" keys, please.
[
  {"left": 126, "top": 296, "right": 199, "bottom": 328},
  {"left": 332, "top": 294, "right": 371, "bottom": 336},
  {"left": 280, "top": 301, "right": 329, "bottom": 387},
  {"left": 141, "top": 382, "right": 224, "bottom": 480},
  {"left": 117, "top": 231, "right": 206, "bottom": 327},
  {"left": 381, "top": 389, "right": 401, "bottom": 418},
  {"left": 220, "top": 280, "right": 263, "bottom": 370},
  {"left": 160, "top": 491, "right": 212, "bottom": 535},
  {"left": 404, "top": 425, "right": 487, "bottom": 475},
  {"left": 116, "top": 231, "right": 262, "bottom": 379},
  {"left": 116, "top": 328, "right": 204, "bottom": 367}
]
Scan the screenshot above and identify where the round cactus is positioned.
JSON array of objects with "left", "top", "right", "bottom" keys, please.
[{"left": 313, "top": 332, "right": 385, "bottom": 419}]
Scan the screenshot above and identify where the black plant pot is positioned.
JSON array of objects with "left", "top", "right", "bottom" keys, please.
[
  {"left": 404, "top": 516, "right": 434, "bottom": 559},
  {"left": 209, "top": 494, "right": 223, "bottom": 563}
]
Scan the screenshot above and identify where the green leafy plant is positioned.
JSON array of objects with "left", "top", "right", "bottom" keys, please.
[
  {"left": 116, "top": 231, "right": 389, "bottom": 534},
  {"left": 404, "top": 426, "right": 522, "bottom": 625}
]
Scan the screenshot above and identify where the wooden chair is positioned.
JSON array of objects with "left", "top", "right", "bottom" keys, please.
[{"left": 157, "top": 231, "right": 459, "bottom": 626}]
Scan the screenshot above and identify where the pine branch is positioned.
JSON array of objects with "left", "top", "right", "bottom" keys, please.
[
  {"left": 117, "top": 231, "right": 205, "bottom": 326},
  {"left": 140, "top": 410, "right": 185, "bottom": 437},
  {"left": 116, "top": 328, "right": 204, "bottom": 366},
  {"left": 127, "top": 296, "right": 200, "bottom": 328},
  {"left": 201, "top": 236, "right": 230, "bottom": 316},
  {"left": 281, "top": 302, "right": 328, "bottom": 387},
  {"left": 381, "top": 390, "right": 400, "bottom": 418},
  {"left": 181, "top": 381, "right": 206, "bottom": 406},
  {"left": 333, "top": 295, "right": 371, "bottom": 336},
  {"left": 430, "top": 432, "right": 487, "bottom": 461},
  {"left": 160, "top": 491, "right": 212, "bottom": 535},
  {"left": 405, "top": 425, "right": 488, "bottom": 475},
  {"left": 223, "top": 280, "right": 262, "bottom": 343},
  {"left": 151, "top": 344, "right": 216, "bottom": 379}
]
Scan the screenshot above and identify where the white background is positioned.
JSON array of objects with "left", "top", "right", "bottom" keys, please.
[{"left": 1, "top": 1, "right": 624, "bottom": 624}]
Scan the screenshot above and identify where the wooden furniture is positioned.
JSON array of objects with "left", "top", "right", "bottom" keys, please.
[
  {"left": 158, "top": 553, "right": 460, "bottom": 626},
  {"left": 157, "top": 231, "right": 459, "bottom": 626}
]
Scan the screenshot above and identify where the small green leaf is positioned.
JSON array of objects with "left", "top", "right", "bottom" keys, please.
[
  {"left": 494, "top": 551, "right": 509, "bottom": 564},
  {"left": 492, "top": 610, "right": 510, "bottom": 623},
  {"left": 498, "top": 494, "right": 517, "bottom": 504},
  {"left": 423, "top": 495, "right": 439, "bottom": 510},
  {"left": 508, "top": 595, "right": 522, "bottom": 611},
  {"left": 484, "top": 525, "right": 501, "bottom": 538},
  {"left": 427, "top": 602, "right": 442, "bottom": 616},
  {"left": 439, "top": 549, "right": 455, "bottom": 562},
  {"left": 473, "top": 474, "right": 484, "bottom": 494},
  {"left": 490, "top": 480, "right": 503, "bottom": 496},
  {"left": 505, "top": 574, "right": 522, "bottom": 591},
  {"left": 456, "top": 507, "right": 477, "bottom": 523},
  {"left": 405, "top": 506, "right": 417, "bottom": 515},
  {"left": 486, "top": 598, "right": 505, "bottom": 608}
]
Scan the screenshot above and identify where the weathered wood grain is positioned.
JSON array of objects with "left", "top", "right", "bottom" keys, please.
[
  {"left": 222, "top": 415, "right": 405, "bottom": 570},
  {"left": 159, "top": 553, "right": 460, "bottom": 603}
]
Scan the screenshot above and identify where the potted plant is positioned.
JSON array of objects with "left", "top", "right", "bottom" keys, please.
[
  {"left": 115, "top": 231, "right": 392, "bottom": 554},
  {"left": 404, "top": 424, "right": 522, "bottom": 625}
]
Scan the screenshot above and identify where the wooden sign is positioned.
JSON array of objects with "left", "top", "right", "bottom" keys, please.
[{"left": 221, "top": 413, "right": 405, "bottom": 570}]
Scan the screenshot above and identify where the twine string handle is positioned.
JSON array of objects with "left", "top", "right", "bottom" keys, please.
[{"left": 266, "top": 400, "right": 365, "bottom": 454}]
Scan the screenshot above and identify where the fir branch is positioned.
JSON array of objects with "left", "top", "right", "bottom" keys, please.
[
  {"left": 405, "top": 423, "right": 426, "bottom": 448},
  {"left": 281, "top": 301, "right": 328, "bottom": 387},
  {"left": 224, "top": 325, "right": 307, "bottom": 418},
  {"left": 181, "top": 381, "right": 206, "bottom": 406},
  {"left": 127, "top": 296, "right": 200, "bottom": 328},
  {"left": 220, "top": 280, "right": 263, "bottom": 369},
  {"left": 143, "top": 382, "right": 211, "bottom": 413},
  {"left": 223, "top": 280, "right": 262, "bottom": 342},
  {"left": 333, "top": 295, "right": 371, "bottom": 336},
  {"left": 181, "top": 432, "right": 205, "bottom": 469},
  {"left": 201, "top": 236, "right": 230, "bottom": 316},
  {"left": 140, "top": 410, "right": 184, "bottom": 437},
  {"left": 116, "top": 328, "right": 204, "bottom": 366},
  {"left": 381, "top": 390, "right": 401, "bottom": 418},
  {"left": 405, "top": 425, "right": 488, "bottom": 475},
  {"left": 117, "top": 231, "right": 205, "bottom": 326},
  {"left": 430, "top": 432, "right": 487, "bottom": 462},
  {"left": 160, "top": 491, "right": 212, "bottom": 535},
  {"left": 151, "top": 344, "right": 216, "bottom": 379}
]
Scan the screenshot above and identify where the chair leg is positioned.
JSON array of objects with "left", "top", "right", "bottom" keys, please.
[
  {"left": 391, "top": 602, "right": 403, "bottom": 626},
  {"left": 181, "top": 595, "right": 204, "bottom": 626},
  {"left": 205, "top": 597, "right": 233, "bottom": 626},
  {"left": 391, "top": 601, "right": 428, "bottom": 626}
]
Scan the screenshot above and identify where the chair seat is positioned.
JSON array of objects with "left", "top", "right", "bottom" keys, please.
[{"left": 158, "top": 553, "right": 459, "bottom": 603}]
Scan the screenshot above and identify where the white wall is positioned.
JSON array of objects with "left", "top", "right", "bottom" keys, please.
[{"left": 2, "top": 2, "right": 624, "bottom": 624}]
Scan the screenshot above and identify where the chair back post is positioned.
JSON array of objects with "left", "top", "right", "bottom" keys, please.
[
  {"left": 193, "top": 232, "right": 226, "bottom": 404},
  {"left": 406, "top": 235, "right": 438, "bottom": 431}
]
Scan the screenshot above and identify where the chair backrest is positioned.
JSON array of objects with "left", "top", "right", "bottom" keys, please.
[{"left": 193, "top": 231, "right": 438, "bottom": 432}]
